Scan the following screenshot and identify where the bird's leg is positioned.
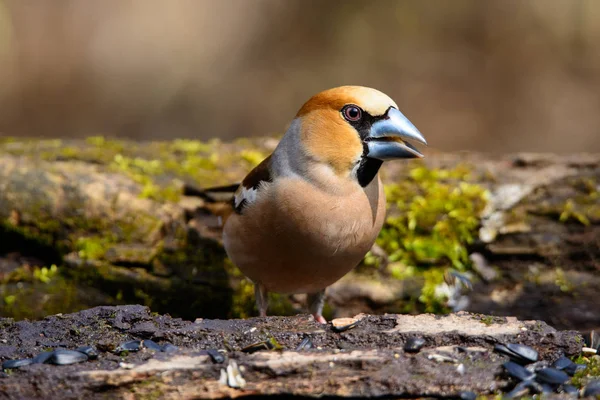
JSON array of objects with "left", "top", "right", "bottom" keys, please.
[
  {"left": 254, "top": 283, "right": 269, "bottom": 317},
  {"left": 307, "top": 289, "right": 327, "bottom": 324}
]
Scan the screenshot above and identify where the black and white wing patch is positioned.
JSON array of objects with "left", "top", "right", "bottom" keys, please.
[{"left": 234, "top": 155, "right": 273, "bottom": 214}]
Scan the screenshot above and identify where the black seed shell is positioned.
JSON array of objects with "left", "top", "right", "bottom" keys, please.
[
  {"left": 404, "top": 337, "right": 426, "bottom": 353},
  {"left": 115, "top": 340, "right": 142, "bottom": 353},
  {"left": 535, "top": 367, "right": 569, "bottom": 385},
  {"left": 49, "top": 350, "right": 88, "bottom": 365},
  {"left": 2, "top": 359, "right": 33, "bottom": 369},
  {"left": 503, "top": 361, "right": 534, "bottom": 381},
  {"left": 76, "top": 346, "right": 99, "bottom": 360},
  {"left": 142, "top": 340, "right": 162, "bottom": 351},
  {"left": 32, "top": 351, "right": 54, "bottom": 364}
]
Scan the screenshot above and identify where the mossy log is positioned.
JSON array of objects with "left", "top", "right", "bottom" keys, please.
[{"left": 0, "top": 138, "right": 598, "bottom": 329}]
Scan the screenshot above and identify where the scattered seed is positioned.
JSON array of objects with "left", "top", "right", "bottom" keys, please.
[
  {"left": 560, "top": 384, "right": 579, "bottom": 396},
  {"left": 583, "top": 380, "right": 600, "bottom": 398},
  {"left": 162, "top": 344, "right": 178, "bottom": 353},
  {"left": 564, "top": 362, "right": 586, "bottom": 376},
  {"left": 582, "top": 347, "right": 597, "bottom": 355},
  {"left": 505, "top": 381, "right": 530, "bottom": 398},
  {"left": 2, "top": 359, "right": 33, "bottom": 369},
  {"left": 32, "top": 351, "right": 54, "bottom": 364},
  {"left": 494, "top": 344, "right": 517, "bottom": 360},
  {"left": 205, "top": 349, "right": 225, "bottom": 363},
  {"left": 331, "top": 317, "right": 361, "bottom": 333},
  {"left": 523, "top": 381, "right": 544, "bottom": 394},
  {"left": 535, "top": 367, "right": 569, "bottom": 385},
  {"left": 503, "top": 361, "right": 534, "bottom": 381},
  {"left": 115, "top": 340, "right": 142, "bottom": 353},
  {"left": 226, "top": 360, "right": 246, "bottom": 389},
  {"left": 76, "top": 346, "right": 99, "bottom": 360},
  {"left": 218, "top": 368, "right": 228, "bottom": 386},
  {"left": 552, "top": 356, "right": 574, "bottom": 370},
  {"left": 525, "top": 360, "right": 549, "bottom": 374},
  {"left": 49, "top": 349, "right": 88, "bottom": 365},
  {"left": 142, "top": 340, "right": 162, "bottom": 352},
  {"left": 119, "top": 362, "right": 135, "bottom": 369},
  {"left": 506, "top": 344, "right": 538, "bottom": 364},
  {"left": 296, "top": 336, "right": 313, "bottom": 351},
  {"left": 444, "top": 269, "right": 473, "bottom": 291},
  {"left": 427, "top": 353, "right": 457, "bottom": 363},
  {"left": 404, "top": 337, "right": 425, "bottom": 353},
  {"left": 538, "top": 383, "right": 555, "bottom": 394},
  {"left": 494, "top": 343, "right": 538, "bottom": 365}
]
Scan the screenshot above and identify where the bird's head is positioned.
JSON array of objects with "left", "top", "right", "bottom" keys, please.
[{"left": 289, "top": 86, "right": 427, "bottom": 187}]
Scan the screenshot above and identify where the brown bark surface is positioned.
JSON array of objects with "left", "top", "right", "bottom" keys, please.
[{"left": 0, "top": 305, "right": 584, "bottom": 399}]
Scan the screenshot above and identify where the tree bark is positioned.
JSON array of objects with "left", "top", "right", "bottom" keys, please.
[{"left": 0, "top": 305, "right": 584, "bottom": 399}]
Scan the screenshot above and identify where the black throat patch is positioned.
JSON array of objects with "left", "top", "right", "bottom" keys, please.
[
  {"left": 347, "top": 108, "right": 389, "bottom": 187},
  {"left": 356, "top": 157, "right": 383, "bottom": 187}
]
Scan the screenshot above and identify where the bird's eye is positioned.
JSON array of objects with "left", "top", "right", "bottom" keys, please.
[{"left": 342, "top": 105, "right": 362, "bottom": 122}]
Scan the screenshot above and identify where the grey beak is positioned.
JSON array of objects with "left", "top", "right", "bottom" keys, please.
[{"left": 366, "top": 107, "right": 427, "bottom": 160}]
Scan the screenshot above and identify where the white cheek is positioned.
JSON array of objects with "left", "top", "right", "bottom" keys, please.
[
  {"left": 350, "top": 153, "right": 364, "bottom": 179},
  {"left": 234, "top": 187, "right": 257, "bottom": 209}
]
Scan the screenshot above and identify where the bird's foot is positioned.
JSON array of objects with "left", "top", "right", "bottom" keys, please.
[
  {"left": 307, "top": 289, "right": 327, "bottom": 324},
  {"left": 255, "top": 283, "right": 269, "bottom": 318},
  {"left": 312, "top": 314, "right": 327, "bottom": 324}
]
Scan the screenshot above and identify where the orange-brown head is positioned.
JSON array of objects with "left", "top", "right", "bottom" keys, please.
[{"left": 287, "top": 86, "right": 426, "bottom": 187}]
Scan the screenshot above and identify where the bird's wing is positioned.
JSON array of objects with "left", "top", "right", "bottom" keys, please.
[
  {"left": 184, "top": 182, "right": 240, "bottom": 203},
  {"left": 233, "top": 155, "right": 273, "bottom": 214}
]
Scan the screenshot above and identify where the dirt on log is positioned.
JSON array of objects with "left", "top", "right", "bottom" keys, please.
[
  {"left": 0, "top": 305, "right": 585, "bottom": 399},
  {"left": 0, "top": 138, "right": 598, "bottom": 331}
]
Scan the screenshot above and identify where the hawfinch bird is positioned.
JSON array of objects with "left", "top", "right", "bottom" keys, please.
[{"left": 222, "top": 86, "right": 426, "bottom": 323}]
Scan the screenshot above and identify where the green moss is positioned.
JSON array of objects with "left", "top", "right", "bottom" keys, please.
[
  {"left": 104, "top": 138, "right": 268, "bottom": 202},
  {"left": 549, "top": 177, "right": 600, "bottom": 225},
  {"left": 171, "top": 138, "right": 214, "bottom": 154},
  {"left": 374, "top": 164, "right": 489, "bottom": 311},
  {"left": 229, "top": 277, "right": 257, "bottom": 319},
  {"left": 571, "top": 355, "right": 600, "bottom": 388},
  {"left": 560, "top": 199, "right": 591, "bottom": 225},
  {"left": 32, "top": 264, "right": 59, "bottom": 283},
  {"left": 418, "top": 269, "right": 448, "bottom": 313},
  {"left": 3, "top": 135, "right": 270, "bottom": 204},
  {"left": 127, "top": 376, "right": 166, "bottom": 400},
  {"left": 554, "top": 267, "right": 575, "bottom": 293},
  {"left": 0, "top": 265, "right": 91, "bottom": 320},
  {"left": 379, "top": 165, "right": 488, "bottom": 268},
  {"left": 76, "top": 237, "right": 112, "bottom": 260},
  {"left": 239, "top": 149, "right": 266, "bottom": 165},
  {"left": 561, "top": 178, "right": 600, "bottom": 224}
]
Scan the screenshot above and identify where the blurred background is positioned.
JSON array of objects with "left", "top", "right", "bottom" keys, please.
[{"left": 0, "top": 0, "right": 599, "bottom": 153}]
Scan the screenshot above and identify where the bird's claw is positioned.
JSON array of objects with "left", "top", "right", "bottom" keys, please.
[{"left": 313, "top": 314, "right": 327, "bottom": 324}]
